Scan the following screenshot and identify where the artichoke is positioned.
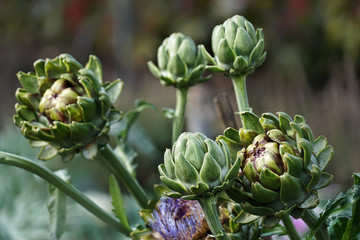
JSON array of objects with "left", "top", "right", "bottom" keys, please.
[
  {"left": 147, "top": 33, "right": 210, "bottom": 89},
  {"left": 158, "top": 132, "right": 240, "bottom": 200},
  {"left": 203, "top": 15, "right": 266, "bottom": 77},
  {"left": 221, "top": 112, "right": 333, "bottom": 224},
  {"left": 146, "top": 197, "right": 209, "bottom": 240},
  {"left": 14, "top": 54, "right": 123, "bottom": 161}
]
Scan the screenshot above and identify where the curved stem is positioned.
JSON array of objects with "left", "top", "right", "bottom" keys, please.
[
  {"left": 99, "top": 144, "right": 149, "bottom": 209},
  {"left": 282, "top": 215, "right": 301, "bottom": 240},
  {"left": 198, "top": 195, "right": 230, "bottom": 240},
  {"left": 172, "top": 88, "right": 188, "bottom": 144},
  {"left": 231, "top": 76, "right": 251, "bottom": 125},
  {"left": 302, "top": 209, "right": 329, "bottom": 240},
  {"left": 0, "top": 151, "right": 130, "bottom": 235}
]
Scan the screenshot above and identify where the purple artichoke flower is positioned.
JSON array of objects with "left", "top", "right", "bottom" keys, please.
[{"left": 148, "top": 197, "right": 209, "bottom": 240}]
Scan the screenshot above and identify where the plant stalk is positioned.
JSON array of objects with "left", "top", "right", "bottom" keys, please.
[
  {"left": 0, "top": 151, "right": 131, "bottom": 235},
  {"left": 231, "top": 75, "right": 251, "bottom": 114},
  {"left": 302, "top": 209, "right": 329, "bottom": 240},
  {"left": 198, "top": 195, "right": 230, "bottom": 240},
  {"left": 172, "top": 88, "right": 188, "bottom": 144},
  {"left": 99, "top": 144, "right": 149, "bottom": 209},
  {"left": 282, "top": 215, "right": 301, "bottom": 240}
]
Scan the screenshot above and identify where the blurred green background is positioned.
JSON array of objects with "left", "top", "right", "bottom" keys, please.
[{"left": 0, "top": 0, "right": 359, "bottom": 239}]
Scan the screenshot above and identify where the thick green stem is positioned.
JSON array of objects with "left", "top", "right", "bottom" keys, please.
[
  {"left": 198, "top": 195, "right": 230, "bottom": 240},
  {"left": 302, "top": 209, "right": 329, "bottom": 240},
  {"left": 99, "top": 144, "right": 149, "bottom": 209},
  {"left": 0, "top": 151, "right": 130, "bottom": 235},
  {"left": 231, "top": 75, "right": 251, "bottom": 114},
  {"left": 172, "top": 88, "right": 188, "bottom": 144},
  {"left": 282, "top": 215, "right": 301, "bottom": 240}
]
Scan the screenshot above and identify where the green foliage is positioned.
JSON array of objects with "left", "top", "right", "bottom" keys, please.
[
  {"left": 306, "top": 173, "right": 360, "bottom": 240},
  {"left": 47, "top": 170, "right": 70, "bottom": 240}
]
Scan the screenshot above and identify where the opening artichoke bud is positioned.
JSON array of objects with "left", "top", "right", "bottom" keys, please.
[
  {"left": 224, "top": 111, "right": 334, "bottom": 221},
  {"left": 14, "top": 54, "right": 123, "bottom": 162}
]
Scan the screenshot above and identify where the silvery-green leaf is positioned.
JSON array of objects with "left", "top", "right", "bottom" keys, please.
[
  {"left": 109, "top": 175, "right": 131, "bottom": 232},
  {"left": 249, "top": 39, "right": 264, "bottom": 65},
  {"left": 47, "top": 169, "right": 70, "bottom": 240},
  {"left": 234, "top": 28, "right": 254, "bottom": 56},
  {"left": 174, "top": 154, "right": 199, "bottom": 188},
  {"left": 244, "top": 20, "right": 257, "bottom": 43},
  {"left": 216, "top": 38, "right": 236, "bottom": 67},
  {"left": 199, "top": 153, "right": 222, "bottom": 188},
  {"left": 178, "top": 38, "right": 197, "bottom": 67},
  {"left": 211, "top": 25, "right": 225, "bottom": 54},
  {"left": 157, "top": 45, "right": 168, "bottom": 70},
  {"left": 85, "top": 55, "right": 103, "bottom": 83},
  {"left": 167, "top": 54, "right": 187, "bottom": 78},
  {"left": 224, "top": 19, "right": 238, "bottom": 47}
]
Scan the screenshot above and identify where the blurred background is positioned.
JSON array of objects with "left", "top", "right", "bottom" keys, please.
[{"left": 0, "top": 0, "right": 359, "bottom": 239}]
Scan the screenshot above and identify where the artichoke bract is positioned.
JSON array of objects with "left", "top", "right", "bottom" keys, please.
[
  {"left": 203, "top": 15, "right": 266, "bottom": 77},
  {"left": 158, "top": 132, "right": 240, "bottom": 200},
  {"left": 14, "top": 54, "right": 123, "bottom": 161},
  {"left": 220, "top": 112, "right": 333, "bottom": 224},
  {"left": 147, "top": 33, "right": 210, "bottom": 89}
]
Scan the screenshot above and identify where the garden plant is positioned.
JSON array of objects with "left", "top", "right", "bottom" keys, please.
[{"left": 1, "top": 14, "right": 360, "bottom": 240}]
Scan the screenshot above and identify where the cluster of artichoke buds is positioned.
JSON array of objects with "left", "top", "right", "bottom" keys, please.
[
  {"left": 219, "top": 112, "right": 333, "bottom": 226},
  {"left": 147, "top": 33, "right": 210, "bottom": 89},
  {"left": 14, "top": 54, "right": 123, "bottom": 161},
  {"left": 159, "top": 132, "right": 240, "bottom": 200},
  {"left": 202, "top": 15, "right": 266, "bottom": 77}
]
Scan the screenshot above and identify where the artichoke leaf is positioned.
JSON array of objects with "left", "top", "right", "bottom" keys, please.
[
  {"left": 279, "top": 173, "right": 306, "bottom": 206},
  {"left": 317, "top": 145, "right": 334, "bottom": 171},
  {"left": 249, "top": 39, "right": 264, "bottom": 65},
  {"left": 251, "top": 182, "right": 279, "bottom": 203},
  {"left": 199, "top": 153, "right": 222, "bottom": 188},
  {"left": 85, "top": 55, "right": 103, "bottom": 83},
  {"left": 313, "top": 136, "right": 328, "bottom": 156},
  {"left": 240, "top": 201, "right": 275, "bottom": 216},
  {"left": 174, "top": 154, "right": 199, "bottom": 188},
  {"left": 240, "top": 111, "right": 264, "bottom": 134},
  {"left": 17, "top": 72, "right": 39, "bottom": 94},
  {"left": 217, "top": 39, "right": 236, "bottom": 67},
  {"left": 147, "top": 61, "right": 161, "bottom": 79},
  {"left": 38, "top": 144, "right": 58, "bottom": 160}
]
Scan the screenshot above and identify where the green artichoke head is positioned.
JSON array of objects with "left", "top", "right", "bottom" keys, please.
[
  {"left": 158, "top": 132, "right": 240, "bottom": 200},
  {"left": 147, "top": 33, "right": 210, "bottom": 89},
  {"left": 222, "top": 112, "right": 333, "bottom": 223},
  {"left": 14, "top": 54, "right": 123, "bottom": 161},
  {"left": 202, "top": 15, "right": 266, "bottom": 77}
]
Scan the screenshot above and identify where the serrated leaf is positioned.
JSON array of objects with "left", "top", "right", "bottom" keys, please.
[
  {"left": 114, "top": 143, "right": 138, "bottom": 177},
  {"left": 109, "top": 175, "right": 131, "bottom": 232},
  {"left": 47, "top": 169, "right": 70, "bottom": 240},
  {"left": 307, "top": 172, "right": 360, "bottom": 240}
]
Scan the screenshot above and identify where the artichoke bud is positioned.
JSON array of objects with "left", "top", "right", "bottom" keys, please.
[
  {"left": 159, "top": 132, "right": 240, "bottom": 199},
  {"left": 148, "top": 33, "right": 210, "bottom": 89},
  {"left": 204, "top": 15, "right": 266, "bottom": 77},
  {"left": 224, "top": 111, "right": 334, "bottom": 220},
  {"left": 14, "top": 54, "right": 123, "bottom": 162}
]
